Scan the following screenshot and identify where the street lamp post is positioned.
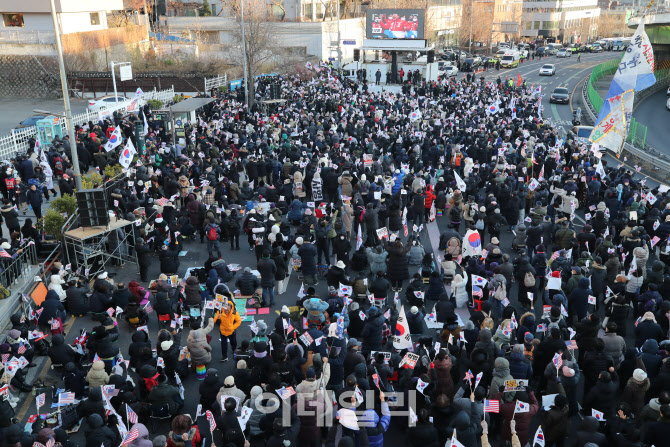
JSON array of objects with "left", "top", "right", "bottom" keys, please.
[
  {"left": 240, "top": 0, "right": 249, "bottom": 110},
  {"left": 49, "top": 0, "right": 82, "bottom": 191}
]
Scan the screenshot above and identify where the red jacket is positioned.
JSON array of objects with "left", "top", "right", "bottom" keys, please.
[
  {"left": 424, "top": 186, "right": 436, "bottom": 209},
  {"left": 494, "top": 390, "right": 539, "bottom": 446}
]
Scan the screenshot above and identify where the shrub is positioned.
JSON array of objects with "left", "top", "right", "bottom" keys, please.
[{"left": 147, "top": 99, "right": 163, "bottom": 109}]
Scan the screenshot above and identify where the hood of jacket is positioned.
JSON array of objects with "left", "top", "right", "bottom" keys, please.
[
  {"left": 132, "top": 330, "right": 149, "bottom": 343},
  {"left": 52, "top": 334, "right": 64, "bottom": 346},
  {"left": 578, "top": 277, "right": 591, "bottom": 289},
  {"left": 642, "top": 339, "right": 659, "bottom": 354},
  {"left": 88, "top": 413, "right": 104, "bottom": 428},
  {"left": 45, "top": 290, "right": 60, "bottom": 301},
  {"left": 451, "top": 410, "right": 471, "bottom": 430}
]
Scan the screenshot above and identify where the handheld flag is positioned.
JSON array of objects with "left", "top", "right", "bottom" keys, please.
[
  {"left": 120, "top": 427, "right": 139, "bottom": 446},
  {"left": 484, "top": 399, "right": 499, "bottom": 413},
  {"left": 533, "top": 426, "right": 545, "bottom": 447},
  {"left": 126, "top": 404, "right": 138, "bottom": 424},
  {"left": 392, "top": 306, "right": 412, "bottom": 350},
  {"left": 592, "top": 409, "right": 606, "bottom": 421},
  {"left": 104, "top": 126, "right": 123, "bottom": 152},
  {"left": 514, "top": 400, "right": 530, "bottom": 413},
  {"left": 36, "top": 393, "right": 45, "bottom": 412},
  {"left": 206, "top": 410, "right": 217, "bottom": 432},
  {"left": 119, "top": 139, "right": 137, "bottom": 169}
]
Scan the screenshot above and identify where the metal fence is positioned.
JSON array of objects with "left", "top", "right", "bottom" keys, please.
[
  {"left": 587, "top": 58, "right": 670, "bottom": 150},
  {"left": 0, "top": 241, "right": 38, "bottom": 289},
  {"left": 204, "top": 74, "right": 228, "bottom": 92},
  {"left": 0, "top": 87, "right": 175, "bottom": 161}
]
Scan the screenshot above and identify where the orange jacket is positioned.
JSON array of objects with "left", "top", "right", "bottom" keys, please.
[{"left": 214, "top": 304, "right": 241, "bottom": 336}]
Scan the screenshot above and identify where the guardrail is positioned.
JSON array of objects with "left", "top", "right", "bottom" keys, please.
[
  {"left": 0, "top": 87, "right": 175, "bottom": 161},
  {"left": 204, "top": 74, "right": 228, "bottom": 92},
  {"left": 582, "top": 63, "right": 670, "bottom": 176},
  {"left": 0, "top": 241, "right": 38, "bottom": 289}
]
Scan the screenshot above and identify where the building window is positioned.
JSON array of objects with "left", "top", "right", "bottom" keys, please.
[
  {"left": 90, "top": 12, "right": 100, "bottom": 25},
  {"left": 3, "top": 13, "right": 24, "bottom": 27},
  {"left": 534, "top": 21, "right": 540, "bottom": 29}
]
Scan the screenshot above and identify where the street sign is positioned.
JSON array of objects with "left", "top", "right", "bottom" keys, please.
[
  {"left": 119, "top": 65, "right": 132, "bottom": 81},
  {"left": 175, "top": 119, "right": 182, "bottom": 126},
  {"left": 343, "top": 40, "right": 356, "bottom": 45},
  {"left": 328, "top": 57, "right": 335, "bottom": 61}
]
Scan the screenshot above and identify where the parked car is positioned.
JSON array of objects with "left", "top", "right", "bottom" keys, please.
[
  {"left": 550, "top": 87, "right": 569, "bottom": 104},
  {"left": 666, "top": 96, "right": 670, "bottom": 110},
  {"left": 591, "top": 44, "right": 604, "bottom": 53},
  {"left": 87, "top": 95, "right": 128, "bottom": 112},
  {"left": 442, "top": 65, "right": 459, "bottom": 77},
  {"left": 557, "top": 48, "right": 571, "bottom": 58},
  {"left": 539, "top": 64, "right": 556, "bottom": 76},
  {"left": 15, "top": 114, "right": 46, "bottom": 129},
  {"left": 536, "top": 47, "right": 546, "bottom": 56},
  {"left": 666, "top": 85, "right": 670, "bottom": 96}
]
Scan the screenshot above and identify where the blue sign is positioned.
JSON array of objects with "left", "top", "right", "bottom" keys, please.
[
  {"left": 328, "top": 57, "right": 335, "bottom": 61},
  {"left": 175, "top": 119, "right": 182, "bottom": 126},
  {"left": 343, "top": 40, "right": 356, "bottom": 45}
]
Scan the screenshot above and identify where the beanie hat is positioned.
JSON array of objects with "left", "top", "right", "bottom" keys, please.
[
  {"left": 237, "top": 360, "right": 247, "bottom": 369},
  {"left": 281, "top": 305, "right": 290, "bottom": 314},
  {"left": 410, "top": 306, "right": 419, "bottom": 314},
  {"left": 224, "top": 376, "right": 235, "bottom": 386},
  {"left": 633, "top": 368, "right": 648, "bottom": 382},
  {"left": 160, "top": 340, "right": 173, "bottom": 351}
]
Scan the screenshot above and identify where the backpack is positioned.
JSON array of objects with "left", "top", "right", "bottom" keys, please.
[
  {"left": 454, "top": 153, "right": 462, "bottom": 167},
  {"left": 207, "top": 225, "right": 218, "bottom": 241},
  {"left": 524, "top": 271, "right": 536, "bottom": 288},
  {"left": 54, "top": 160, "right": 63, "bottom": 171},
  {"left": 475, "top": 218, "right": 485, "bottom": 230}
]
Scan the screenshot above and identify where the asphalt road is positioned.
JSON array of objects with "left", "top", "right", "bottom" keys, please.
[
  {"left": 633, "top": 86, "right": 669, "bottom": 153},
  {"left": 0, "top": 97, "right": 89, "bottom": 136}
]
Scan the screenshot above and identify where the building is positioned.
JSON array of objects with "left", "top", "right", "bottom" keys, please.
[
  {"left": 0, "top": 0, "right": 126, "bottom": 38},
  {"left": 492, "top": 0, "right": 523, "bottom": 44},
  {"left": 521, "top": 0, "right": 601, "bottom": 43}
]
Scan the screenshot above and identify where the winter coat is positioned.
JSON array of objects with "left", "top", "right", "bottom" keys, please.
[
  {"left": 495, "top": 390, "right": 539, "bottom": 445},
  {"left": 602, "top": 332, "right": 626, "bottom": 367},
  {"left": 575, "top": 417, "right": 607, "bottom": 447},
  {"left": 583, "top": 373, "right": 620, "bottom": 417},
  {"left": 360, "top": 308, "right": 384, "bottom": 354},
  {"left": 568, "top": 277, "right": 592, "bottom": 321},
  {"left": 508, "top": 351, "right": 533, "bottom": 380},
  {"left": 298, "top": 243, "right": 318, "bottom": 276},
  {"left": 235, "top": 271, "right": 260, "bottom": 296},
  {"left": 367, "top": 248, "right": 388, "bottom": 275},
  {"left": 38, "top": 290, "right": 65, "bottom": 327},
  {"left": 48, "top": 334, "right": 78, "bottom": 366},
  {"left": 386, "top": 243, "right": 411, "bottom": 281},
  {"left": 66, "top": 284, "right": 90, "bottom": 315},
  {"left": 86, "top": 361, "right": 110, "bottom": 388},
  {"left": 214, "top": 306, "right": 242, "bottom": 336},
  {"left": 362, "top": 402, "right": 391, "bottom": 447},
  {"left": 257, "top": 257, "right": 277, "bottom": 288},
  {"left": 621, "top": 376, "right": 650, "bottom": 414},
  {"left": 84, "top": 413, "right": 117, "bottom": 447},
  {"left": 187, "top": 328, "right": 212, "bottom": 366},
  {"left": 148, "top": 382, "right": 182, "bottom": 414},
  {"left": 48, "top": 274, "right": 66, "bottom": 301}
]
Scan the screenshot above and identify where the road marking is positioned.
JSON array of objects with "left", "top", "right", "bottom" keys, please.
[{"left": 570, "top": 73, "right": 592, "bottom": 114}]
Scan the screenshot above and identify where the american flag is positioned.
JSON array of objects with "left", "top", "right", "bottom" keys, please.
[
  {"left": 484, "top": 399, "right": 500, "bottom": 413},
  {"left": 59, "top": 392, "right": 75, "bottom": 404},
  {"left": 121, "top": 427, "right": 139, "bottom": 446},
  {"left": 46, "top": 438, "right": 55, "bottom": 447},
  {"left": 126, "top": 404, "right": 138, "bottom": 424},
  {"left": 472, "top": 285, "right": 483, "bottom": 298},
  {"left": 35, "top": 393, "right": 45, "bottom": 411},
  {"left": 156, "top": 197, "right": 169, "bottom": 206},
  {"left": 565, "top": 340, "right": 578, "bottom": 350},
  {"left": 17, "top": 344, "right": 26, "bottom": 355},
  {"left": 206, "top": 410, "right": 217, "bottom": 432},
  {"left": 464, "top": 370, "right": 474, "bottom": 386},
  {"left": 372, "top": 373, "right": 380, "bottom": 389},
  {"left": 0, "top": 248, "right": 11, "bottom": 258},
  {"left": 550, "top": 251, "right": 561, "bottom": 261}
]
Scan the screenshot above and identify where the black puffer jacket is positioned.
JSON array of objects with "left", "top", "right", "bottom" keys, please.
[
  {"left": 235, "top": 271, "right": 260, "bottom": 295},
  {"left": 77, "top": 387, "right": 106, "bottom": 422},
  {"left": 93, "top": 331, "right": 120, "bottom": 360},
  {"left": 128, "top": 330, "right": 153, "bottom": 370},
  {"left": 360, "top": 307, "right": 384, "bottom": 354},
  {"left": 37, "top": 290, "right": 64, "bottom": 327},
  {"left": 84, "top": 413, "right": 118, "bottom": 447},
  {"left": 48, "top": 334, "right": 78, "bottom": 366},
  {"left": 199, "top": 373, "right": 222, "bottom": 409},
  {"left": 66, "top": 283, "right": 90, "bottom": 315}
]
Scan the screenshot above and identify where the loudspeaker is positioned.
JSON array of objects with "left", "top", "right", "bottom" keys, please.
[
  {"left": 270, "top": 84, "right": 281, "bottom": 100},
  {"left": 427, "top": 50, "right": 435, "bottom": 63},
  {"left": 353, "top": 49, "right": 360, "bottom": 61},
  {"left": 76, "top": 189, "right": 109, "bottom": 227}
]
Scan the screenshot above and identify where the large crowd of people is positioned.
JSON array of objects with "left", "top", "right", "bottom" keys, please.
[{"left": 0, "top": 62, "right": 669, "bottom": 447}]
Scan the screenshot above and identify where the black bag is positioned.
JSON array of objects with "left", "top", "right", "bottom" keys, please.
[
  {"left": 58, "top": 404, "right": 79, "bottom": 430},
  {"left": 194, "top": 268, "right": 208, "bottom": 283}
]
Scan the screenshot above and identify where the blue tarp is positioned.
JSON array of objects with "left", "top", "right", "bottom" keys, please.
[{"left": 150, "top": 32, "right": 194, "bottom": 43}]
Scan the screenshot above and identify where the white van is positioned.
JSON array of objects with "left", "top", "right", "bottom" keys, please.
[{"left": 500, "top": 50, "right": 520, "bottom": 68}]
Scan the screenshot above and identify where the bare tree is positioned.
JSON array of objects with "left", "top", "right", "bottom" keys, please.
[{"left": 230, "top": 0, "right": 279, "bottom": 107}]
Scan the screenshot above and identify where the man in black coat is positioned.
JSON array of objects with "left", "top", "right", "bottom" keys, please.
[
  {"left": 66, "top": 280, "right": 89, "bottom": 316},
  {"left": 84, "top": 413, "right": 118, "bottom": 447},
  {"left": 48, "top": 334, "right": 79, "bottom": 366},
  {"left": 135, "top": 239, "right": 151, "bottom": 281}
]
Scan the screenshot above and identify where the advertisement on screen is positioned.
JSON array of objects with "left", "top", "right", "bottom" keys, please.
[{"left": 366, "top": 9, "right": 425, "bottom": 40}]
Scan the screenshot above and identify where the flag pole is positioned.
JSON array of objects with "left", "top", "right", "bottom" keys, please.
[{"left": 126, "top": 403, "right": 130, "bottom": 430}]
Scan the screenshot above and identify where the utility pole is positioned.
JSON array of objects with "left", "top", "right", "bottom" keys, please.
[
  {"left": 469, "top": 0, "right": 473, "bottom": 54},
  {"left": 240, "top": 0, "right": 249, "bottom": 110},
  {"left": 337, "top": 0, "right": 342, "bottom": 71},
  {"left": 49, "top": 0, "right": 82, "bottom": 191}
]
